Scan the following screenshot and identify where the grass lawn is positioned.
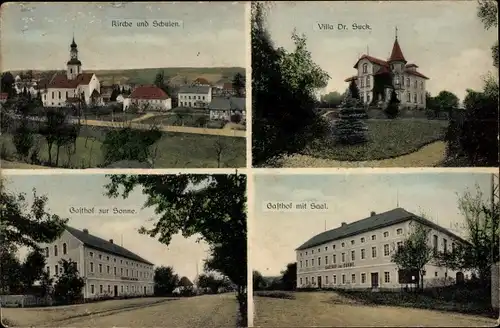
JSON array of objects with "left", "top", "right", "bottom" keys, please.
[
  {"left": 90, "top": 113, "right": 144, "bottom": 122},
  {"left": 0, "top": 131, "right": 245, "bottom": 168},
  {"left": 140, "top": 113, "right": 209, "bottom": 128},
  {"left": 304, "top": 119, "right": 448, "bottom": 161}
]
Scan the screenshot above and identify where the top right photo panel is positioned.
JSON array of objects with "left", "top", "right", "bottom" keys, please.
[{"left": 251, "top": 0, "right": 499, "bottom": 168}]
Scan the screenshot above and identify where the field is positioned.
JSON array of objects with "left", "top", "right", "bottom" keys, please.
[
  {"left": 0, "top": 125, "right": 245, "bottom": 168},
  {"left": 253, "top": 291, "right": 497, "bottom": 327},
  {"left": 139, "top": 113, "right": 210, "bottom": 128},
  {"left": 305, "top": 119, "right": 448, "bottom": 162},
  {"left": 1, "top": 294, "right": 238, "bottom": 327}
]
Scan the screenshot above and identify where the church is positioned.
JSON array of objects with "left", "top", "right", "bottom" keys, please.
[
  {"left": 42, "top": 37, "right": 101, "bottom": 108},
  {"left": 345, "top": 29, "right": 429, "bottom": 110}
]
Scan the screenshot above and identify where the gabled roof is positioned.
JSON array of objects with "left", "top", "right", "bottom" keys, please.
[
  {"left": 66, "top": 226, "right": 154, "bottom": 265},
  {"left": 354, "top": 55, "right": 389, "bottom": 69},
  {"left": 296, "top": 208, "right": 468, "bottom": 251},
  {"left": 48, "top": 73, "right": 94, "bottom": 89},
  {"left": 209, "top": 96, "right": 245, "bottom": 111},
  {"left": 178, "top": 85, "right": 211, "bottom": 94},
  {"left": 193, "top": 77, "right": 210, "bottom": 85},
  {"left": 129, "top": 85, "right": 169, "bottom": 100},
  {"left": 389, "top": 38, "right": 407, "bottom": 63},
  {"left": 405, "top": 70, "right": 429, "bottom": 80}
]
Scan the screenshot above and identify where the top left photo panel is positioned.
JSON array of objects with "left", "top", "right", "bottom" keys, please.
[{"left": 0, "top": 2, "right": 247, "bottom": 169}]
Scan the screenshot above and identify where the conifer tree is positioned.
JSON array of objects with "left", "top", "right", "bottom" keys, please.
[
  {"left": 332, "top": 81, "right": 368, "bottom": 145},
  {"left": 384, "top": 89, "right": 400, "bottom": 119}
]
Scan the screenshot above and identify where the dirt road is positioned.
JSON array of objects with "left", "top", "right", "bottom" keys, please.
[
  {"left": 2, "top": 294, "right": 238, "bottom": 328},
  {"left": 254, "top": 292, "right": 498, "bottom": 327}
]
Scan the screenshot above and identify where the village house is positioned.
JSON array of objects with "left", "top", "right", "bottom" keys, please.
[
  {"left": 208, "top": 96, "right": 245, "bottom": 122},
  {"left": 177, "top": 85, "right": 212, "bottom": 109},
  {"left": 122, "top": 85, "right": 171, "bottom": 112}
]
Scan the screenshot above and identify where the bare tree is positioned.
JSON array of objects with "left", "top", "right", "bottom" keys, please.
[{"left": 213, "top": 137, "right": 225, "bottom": 168}]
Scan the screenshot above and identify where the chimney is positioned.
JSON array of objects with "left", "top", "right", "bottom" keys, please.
[
  {"left": 109, "top": 239, "right": 114, "bottom": 244},
  {"left": 371, "top": 211, "right": 376, "bottom": 217},
  {"left": 341, "top": 222, "right": 347, "bottom": 227},
  {"left": 83, "top": 229, "right": 89, "bottom": 234}
]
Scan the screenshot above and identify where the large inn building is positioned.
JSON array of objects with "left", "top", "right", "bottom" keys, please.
[
  {"left": 39, "top": 227, "right": 154, "bottom": 299},
  {"left": 296, "top": 208, "right": 468, "bottom": 290}
]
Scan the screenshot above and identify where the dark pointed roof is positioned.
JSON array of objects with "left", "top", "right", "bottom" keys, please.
[
  {"left": 71, "top": 37, "right": 77, "bottom": 48},
  {"left": 388, "top": 38, "right": 406, "bottom": 63},
  {"left": 296, "top": 208, "right": 468, "bottom": 251},
  {"left": 66, "top": 226, "right": 154, "bottom": 265}
]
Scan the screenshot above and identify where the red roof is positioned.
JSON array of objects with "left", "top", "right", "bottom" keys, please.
[
  {"left": 388, "top": 39, "right": 406, "bottom": 63},
  {"left": 405, "top": 70, "right": 429, "bottom": 80},
  {"left": 129, "top": 85, "right": 169, "bottom": 100},
  {"left": 406, "top": 63, "right": 418, "bottom": 68},
  {"left": 48, "top": 73, "right": 94, "bottom": 89},
  {"left": 0, "top": 93, "right": 8, "bottom": 100},
  {"left": 194, "top": 77, "right": 210, "bottom": 85},
  {"left": 223, "top": 83, "right": 233, "bottom": 90},
  {"left": 353, "top": 55, "right": 389, "bottom": 69}
]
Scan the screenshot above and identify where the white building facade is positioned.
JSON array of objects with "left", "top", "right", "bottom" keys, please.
[
  {"left": 39, "top": 227, "right": 155, "bottom": 299},
  {"left": 178, "top": 86, "right": 212, "bottom": 109},
  {"left": 296, "top": 208, "right": 468, "bottom": 290},
  {"left": 123, "top": 85, "right": 172, "bottom": 112}
]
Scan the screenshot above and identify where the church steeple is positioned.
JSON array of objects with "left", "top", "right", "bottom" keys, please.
[
  {"left": 67, "top": 35, "right": 82, "bottom": 80},
  {"left": 388, "top": 27, "right": 406, "bottom": 63}
]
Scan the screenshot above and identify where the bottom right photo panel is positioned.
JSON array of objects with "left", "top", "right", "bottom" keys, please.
[{"left": 252, "top": 171, "right": 499, "bottom": 327}]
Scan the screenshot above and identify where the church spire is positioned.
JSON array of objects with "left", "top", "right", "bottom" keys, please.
[{"left": 388, "top": 27, "right": 406, "bottom": 63}]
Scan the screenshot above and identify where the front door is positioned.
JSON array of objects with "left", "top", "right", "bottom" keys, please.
[
  {"left": 114, "top": 285, "right": 118, "bottom": 297},
  {"left": 144, "top": 286, "right": 147, "bottom": 295},
  {"left": 317, "top": 276, "right": 322, "bottom": 289},
  {"left": 371, "top": 272, "right": 379, "bottom": 288}
]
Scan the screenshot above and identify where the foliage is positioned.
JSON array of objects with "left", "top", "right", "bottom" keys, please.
[
  {"left": 0, "top": 248, "right": 23, "bottom": 294},
  {"left": 52, "top": 259, "right": 85, "bottom": 304},
  {"left": 332, "top": 82, "right": 368, "bottom": 145},
  {"left": 232, "top": 73, "right": 246, "bottom": 97},
  {"left": 197, "top": 272, "right": 229, "bottom": 294},
  {"left": 251, "top": 2, "right": 329, "bottom": 165},
  {"left": 179, "top": 276, "right": 193, "bottom": 287},
  {"left": 384, "top": 89, "right": 400, "bottom": 119},
  {"left": 477, "top": 0, "right": 498, "bottom": 68},
  {"left": 12, "top": 118, "right": 34, "bottom": 161},
  {"left": 154, "top": 266, "right": 180, "bottom": 295},
  {"left": 320, "top": 91, "right": 343, "bottom": 107},
  {"left": 280, "top": 262, "right": 297, "bottom": 291},
  {"left": 0, "top": 178, "right": 68, "bottom": 251},
  {"left": 433, "top": 90, "right": 460, "bottom": 116},
  {"left": 253, "top": 270, "right": 266, "bottom": 291},
  {"left": 21, "top": 249, "right": 46, "bottom": 290},
  {"left": 1, "top": 71, "right": 15, "bottom": 97},
  {"left": 39, "top": 109, "right": 70, "bottom": 166},
  {"left": 391, "top": 221, "right": 433, "bottom": 290},
  {"left": 230, "top": 113, "right": 242, "bottom": 124}
]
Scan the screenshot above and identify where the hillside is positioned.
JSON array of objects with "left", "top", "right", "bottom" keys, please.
[{"left": 6, "top": 66, "right": 245, "bottom": 86}]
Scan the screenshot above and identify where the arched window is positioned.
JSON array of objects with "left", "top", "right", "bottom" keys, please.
[
  {"left": 54, "top": 245, "right": 58, "bottom": 256},
  {"left": 362, "top": 63, "right": 368, "bottom": 73},
  {"left": 406, "top": 78, "right": 410, "bottom": 87},
  {"left": 63, "top": 243, "right": 67, "bottom": 255}
]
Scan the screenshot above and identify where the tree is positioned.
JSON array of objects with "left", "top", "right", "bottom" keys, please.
[
  {"left": 391, "top": 221, "right": 433, "bottom": 290},
  {"left": 1, "top": 71, "right": 15, "bottom": 97},
  {"left": 384, "top": 89, "right": 400, "bottom": 119},
  {"left": 154, "top": 266, "right": 180, "bottom": 296},
  {"left": 52, "top": 259, "right": 85, "bottom": 304},
  {"left": 21, "top": 249, "right": 46, "bottom": 291},
  {"left": 0, "top": 178, "right": 68, "bottom": 251},
  {"left": 280, "top": 262, "right": 297, "bottom": 291},
  {"left": 477, "top": 0, "right": 498, "bottom": 68},
  {"left": 0, "top": 248, "right": 23, "bottom": 294},
  {"left": 12, "top": 118, "right": 34, "bottom": 162},
  {"left": 104, "top": 174, "right": 247, "bottom": 322},
  {"left": 230, "top": 113, "right": 242, "bottom": 124},
  {"left": 252, "top": 2, "right": 329, "bottom": 165},
  {"left": 332, "top": 81, "right": 368, "bottom": 145},
  {"left": 232, "top": 73, "right": 245, "bottom": 97},
  {"left": 197, "top": 273, "right": 228, "bottom": 294},
  {"left": 253, "top": 270, "right": 266, "bottom": 291},
  {"left": 39, "top": 109, "right": 68, "bottom": 166},
  {"left": 435, "top": 184, "right": 499, "bottom": 286},
  {"left": 320, "top": 91, "right": 343, "bottom": 108},
  {"left": 434, "top": 90, "right": 459, "bottom": 117}
]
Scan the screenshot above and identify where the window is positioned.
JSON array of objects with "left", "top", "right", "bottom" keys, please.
[
  {"left": 300, "top": 277, "right": 303, "bottom": 285},
  {"left": 333, "top": 275, "right": 337, "bottom": 284},
  {"left": 341, "top": 253, "right": 345, "bottom": 262},
  {"left": 407, "top": 92, "right": 411, "bottom": 102},
  {"left": 384, "top": 272, "right": 390, "bottom": 283},
  {"left": 414, "top": 80, "right": 417, "bottom": 88},
  {"left": 100, "top": 285, "right": 103, "bottom": 293},
  {"left": 351, "top": 250, "right": 355, "bottom": 261},
  {"left": 371, "top": 235, "right": 376, "bottom": 241},
  {"left": 413, "top": 93, "right": 417, "bottom": 103},
  {"left": 98, "top": 264, "right": 102, "bottom": 273},
  {"left": 312, "top": 277, "right": 315, "bottom": 284},
  {"left": 325, "top": 256, "right": 328, "bottom": 264},
  {"left": 366, "top": 76, "right": 370, "bottom": 87},
  {"left": 114, "top": 258, "right": 116, "bottom": 263},
  {"left": 383, "top": 231, "right": 389, "bottom": 238},
  {"left": 55, "top": 265, "right": 59, "bottom": 275},
  {"left": 363, "top": 63, "right": 368, "bottom": 73},
  {"left": 70, "top": 68, "right": 73, "bottom": 74},
  {"left": 434, "top": 271, "right": 438, "bottom": 277},
  {"left": 311, "top": 249, "right": 314, "bottom": 254},
  {"left": 300, "top": 252, "right": 302, "bottom": 257},
  {"left": 305, "top": 260, "right": 308, "bottom": 267},
  {"left": 342, "top": 274, "right": 346, "bottom": 284},
  {"left": 361, "top": 248, "right": 366, "bottom": 259},
  {"left": 62, "top": 243, "right": 67, "bottom": 255},
  {"left": 54, "top": 245, "right": 58, "bottom": 256},
  {"left": 443, "top": 239, "right": 448, "bottom": 253},
  {"left": 332, "top": 255, "right": 336, "bottom": 264},
  {"left": 360, "top": 79, "right": 364, "bottom": 88},
  {"left": 351, "top": 240, "right": 355, "bottom": 245},
  {"left": 311, "top": 259, "right": 315, "bottom": 266},
  {"left": 106, "top": 256, "right": 109, "bottom": 261},
  {"left": 351, "top": 274, "right": 356, "bottom": 284},
  {"left": 332, "top": 244, "right": 336, "bottom": 249},
  {"left": 121, "top": 286, "right": 124, "bottom": 293},
  {"left": 305, "top": 277, "right": 309, "bottom": 284},
  {"left": 420, "top": 81, "right": 424, "bottom": 89},
  {"left": 65, "top": 91, "right": 68, "bottom": 99},
  {"left": 325, "top": 276, "right": 329, "bottom": 284},
  {"left": 371, "top": 246, "right": 377, "bottom": 258},
  {"left": 46, "top": 266, "right": 50, "bottom": 275},
  {"left": 318, "top": 257, "right": 321, "bottom": 266},
  {"left": 120, "top": 260, "right": 123, "bottom": 264},
  {"left": 361, "top": 273, "right": 366, "bottom": 283},
  {"left": 121, "top": 268, "right": 123, "bottom": 275},
  {"left": 433, "top": 235, "right": 438, "bottom": 253},
  {"left": 99, "top": 254, "right": 102, "bottom": 260},
  {"left": 126, "top": 286, "right": 129, "bottom": 292},
  {"left": 451, "top": 242, "right": 455, "bottom": 252},
  {"left": 384, "top": 244, "right": 390, "bottom": 256},
  {"left": 107, "top": 265, "right": 110, "bottom": 274},
  {"left": 395, "top": 75, "right": 400, "bottom": 85},
  {"left": 396, "top": 228, "right": 403, "bottom": 235},
  {"left": 45, "top": 247, "right": 49, "bottom": 257},
  {"left": 126, "top": 269, "right": 129, "bottom": 276},
  {"left": 90, "top": 262, "right": 94, "bottom": 272},
  {"left": 317, "top": 248, "right": 320, "bottom": 253},
  {"left": 341, "top": 242, "right": 345, "bottom": 248},
  {"left": 324, "top": 246, "right": 328, "bottom": 251},
  {"left": 58, "top": 91, "right": 61, "bottom": 99},
  {"left": 360, "top": 237, "right": 365, "bottom": 243},
  {"left": 90, "top": 252, "right": 94, "bottom": 257},
  {"left": 406, "top": 77, "right": 410, "bottom": 86},
  {"left": 91, "top": 285, "right": 95, "bottom": 294},
  {"left": 114, "top": 267, "right": 117, "bottom": 275},
  {"left": 420, "top": 93, "right": 424, "bottom": 104},
  {"left": 397, "top": 241, "right": 403, "bottom": 250}
]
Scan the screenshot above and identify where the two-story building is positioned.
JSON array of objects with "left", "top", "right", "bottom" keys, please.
[
  {"left": 39, "top": 226, "right": 155, "bottom": 299},
  {"left": 122, "top": 85, "right": 172, "bottom": 112},
  {"left": 296, "top": 208, "right": 468, "bottom": 290},
  {"left": 344, "top": 30, "right": 429, "bottom": 110},
  {"left": 177, "top": 86, "right": 212, "bottom": 109}
]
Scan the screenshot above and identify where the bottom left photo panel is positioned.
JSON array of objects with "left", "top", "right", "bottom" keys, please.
[{"left": 0, "top": 172, "right": 248, "bottom": 328}]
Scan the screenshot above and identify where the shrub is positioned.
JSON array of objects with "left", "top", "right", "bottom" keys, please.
[{"left": 254, "top": 291, "right": 295, "bottom": 299}]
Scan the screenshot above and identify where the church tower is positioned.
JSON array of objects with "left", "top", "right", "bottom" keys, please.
[{"left": 67, "top": 36, "right": 82, "bottom": 80}]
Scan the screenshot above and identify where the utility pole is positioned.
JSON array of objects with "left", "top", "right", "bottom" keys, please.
[{"left": 490, "top": 173, "right": 499, "bottom": 265}]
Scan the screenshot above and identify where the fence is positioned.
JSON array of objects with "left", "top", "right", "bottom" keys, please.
[{"left": 0, "top": 295, "right": 52, "bottom": 308}]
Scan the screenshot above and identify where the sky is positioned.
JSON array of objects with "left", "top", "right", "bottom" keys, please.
[
  {"left": 4, "top": 173, "right": 210, "bottom": 283},
  {"left": 0, "top": 2, "right": 246, "bottom": 70},
  {"left": 264, "top": 1, "right": 498, "bottom": 101},
  {"left": 252, "top": 171, "right": 497, "bottom": 276}
]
